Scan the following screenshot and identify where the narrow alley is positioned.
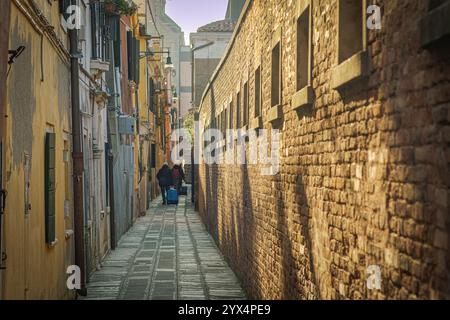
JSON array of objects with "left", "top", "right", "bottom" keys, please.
[
  {"left": 83, "top": 188, "right": 246, "bottom": 300},
  {"left": 1, "top": 0, "right": 450, "bottom": 304}
]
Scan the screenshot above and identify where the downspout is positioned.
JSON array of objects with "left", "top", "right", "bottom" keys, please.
[
  {"left": 107, "top": 121, "right": 116, "bottom": 250},
  {"left": 69, "top": 27, "right": 87, "bottom": 296}
]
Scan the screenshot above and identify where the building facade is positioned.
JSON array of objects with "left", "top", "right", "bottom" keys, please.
[
  {"left": 0, "top": 0, "right": 11, "bottom": 297},
  {"left": 197, "top": 0, "right": 450, "bottom": 299},
  {"left": 179, "top": 45, "right": 192, "bottom": 120},
  {"left": 190, "top": 0, "right": 245, "bottom": 111},
  {"left": 104, "top": 13, "right": 137, "bottom": 245},
  {"left": 147, "top": 0, "right": 184, "bottom": 131},
  {"left": 2, "top": 0, "right": 75, "bottom": 299},
  {"left": 77, "top": 0, "right": 111, "bottom": 278},
  {"left": 190, "top": 21, "right": 236, "bottom": 110}
]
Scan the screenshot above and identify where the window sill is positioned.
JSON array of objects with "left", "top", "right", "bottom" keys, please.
[
  {"left": 420, "top": 2, "right": 450, "bottom": 47},
  {"left": 250, "top": 116, "right": 263, "bottom": 129},
  {"left": 291, "top": 85, "right": 313, "bottom": 111},
  {"left": 267, "top": 104, "right": 283, "bottom": 123},
  {"left": 331, "top": 51, "right": 368, "bottom": 90}
]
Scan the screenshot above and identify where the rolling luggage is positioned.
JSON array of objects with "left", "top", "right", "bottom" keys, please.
[
  {"left": 180, "top": 186, "right": 188, "bottom": 196},
  {"left": 167, "top": 187, "right": 179, "bottom": 205}
]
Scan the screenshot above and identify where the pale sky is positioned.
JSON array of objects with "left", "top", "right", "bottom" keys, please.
[{"left": 165, "top": 0, "right": 229, "bottom": 45}]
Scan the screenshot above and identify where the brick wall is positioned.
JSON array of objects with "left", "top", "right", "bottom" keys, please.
[{"left": 197, "top": 0, "right": 450, "bottom": 299}]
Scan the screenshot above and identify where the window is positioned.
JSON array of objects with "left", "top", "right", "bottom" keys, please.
[
  {"left": 293, "top": 1, "right": 314, "bottom": 109},
  {"left": 421, "top": 0, "right": 450, "bottom": 47},
  {"left": 236, "top": 91, "right": 241, "bottom": 128},
  {"left": 271, "top": 42, "right": 281, "bottom": 107},
  {"left": 338, "top": 0, "right": 363, "bottom": 63},
  {"left": 254, "top": 66, "right": 261, "bottom": 118},
  {"left": 296, "top": 5, "right": 310, "bottom": 91},
  {"left": 243, "top": 82, "right": 249, "bottom": 126},
  {"left": 44, "top": 132, "right": 56, "bottom": 245},
  {"left": 331, "top": 0, "right": 368, "bottom": 89}
]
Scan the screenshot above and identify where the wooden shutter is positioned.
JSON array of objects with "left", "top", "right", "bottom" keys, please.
[
  {"left": 151, "top": 144, "right": 156, "bottom": 168},
  {"left": 134, "top": 37, "right": 140, "bottom": 85},
  {"left": 113, "top": 17, "right": 121, "bottom": 68},
  {"left": 127, "top": 31, "right": 133, "bottom": 80},
  {"left": 45, "top": 132, "right": 56, "bottom": 244},
  {"left": 149, "top": 79, "right": 155, "bottom": 112}
]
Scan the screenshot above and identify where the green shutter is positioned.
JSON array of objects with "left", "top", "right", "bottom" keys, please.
[
  {"left": 151, "top": 144, "right": 156, "bottom": 168},
  {"left": 113, "top": 17, "right": 121, "bottom": 69},
  {"left": 134, "top": 37, "right": 140, "bottom": 85},
  {"left": 149, "top": 79, "right": 155, "bottom": 112},
  {"left": 45, "top": 132, "right": 56, "bottom": 244},
  {"left": 127, "top": 31, "right": 133, "bottom": 80}
]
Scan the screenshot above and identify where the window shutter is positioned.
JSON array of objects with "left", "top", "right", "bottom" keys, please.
[
  {"left": 127, "top": 31, "right": 133, "bottom": 80},
  {"left": 151, "top": 144, "right": 156, "bottom": 168},
  {"left": 149, "top": 79, "right": 155, "bottom": 112},
  {"left": 59, "top": 0, "right": 71, "bottom": 20},
  {"left": 113, "top": 18, "right": 121, "bottom": 68},
  {"left": 134, "top": 37, "right": 140, "bottom": 85},
  {"left": 45, "top": 132, "right": 56, "bottom": 244}
]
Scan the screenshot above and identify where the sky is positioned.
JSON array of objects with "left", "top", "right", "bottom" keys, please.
[{"left": 165, "top": 0, "right": 229, "bottom": 45}]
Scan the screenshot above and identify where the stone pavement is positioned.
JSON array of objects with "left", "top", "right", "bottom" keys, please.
[{"left": 82, "top": 187, "right": 246, "bottom": 300}]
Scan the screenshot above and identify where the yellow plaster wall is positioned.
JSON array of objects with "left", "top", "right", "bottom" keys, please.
[{"left": 3, "top": 2, "right": 74, "bottom": 299}]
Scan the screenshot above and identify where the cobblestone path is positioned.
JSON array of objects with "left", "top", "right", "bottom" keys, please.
[{"left": 82, "top": 187, "right": 246, "bottom": 300}]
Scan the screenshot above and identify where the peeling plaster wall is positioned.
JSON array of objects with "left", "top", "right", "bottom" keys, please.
[{"left": 3, "top": 2, "right": 73, "bottom": 299}]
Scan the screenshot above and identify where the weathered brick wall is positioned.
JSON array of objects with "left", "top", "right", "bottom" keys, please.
[{"left": 197, "top": 0, "right": 450, "bottom": 299}]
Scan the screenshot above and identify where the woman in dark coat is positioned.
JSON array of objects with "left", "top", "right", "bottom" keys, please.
[
  {"left": 172, "top": 163, "right": 185, "bottom": 193},
  {"left": 156, "top": 163, "right": 173, "bottom": 205}
]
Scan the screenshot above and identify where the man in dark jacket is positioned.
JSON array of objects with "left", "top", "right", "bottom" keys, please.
[
  {"left": 172, "top": 163, "right": 185, "bottom": 193},
  {"left": 157, "top": 163, "right": 173, "bottom": 205}
]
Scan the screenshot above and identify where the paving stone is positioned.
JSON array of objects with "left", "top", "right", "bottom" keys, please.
[{"left": 83, "top": 187, "right": 245, "bottom": 300}]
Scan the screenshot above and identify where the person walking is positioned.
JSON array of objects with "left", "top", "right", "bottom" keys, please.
[
  {"left": 171, "top": 163, "right": 185, "bottom": 193},
  {"left": 157, "top": 162, "right": 173, "bottom": 205}
]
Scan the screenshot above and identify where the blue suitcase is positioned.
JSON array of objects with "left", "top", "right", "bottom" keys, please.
[{"left": 167, "top": 187, "right": 179, "bottom": 205}]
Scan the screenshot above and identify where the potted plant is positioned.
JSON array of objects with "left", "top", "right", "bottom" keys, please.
[
  {"left": 104, "top": 0, "right": 138, "bottom": 16},
  {"left": 103, "top": 0, "right": 117, "bottom": 14}
]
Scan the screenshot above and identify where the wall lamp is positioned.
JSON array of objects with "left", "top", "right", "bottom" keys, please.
[
  {"left": 139, "top": 50, "right": 173, "bottom": 68},
  {"left": 8, "top": 46, "right": 26, "bottom": 65}
]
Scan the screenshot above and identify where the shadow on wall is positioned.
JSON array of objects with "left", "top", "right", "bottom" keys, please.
[
  {"left": 224, "top": 153, "right": 259, "bottom": 298},
  {"left": 202, "top": 85, "right": 219, "bottom": 240}
]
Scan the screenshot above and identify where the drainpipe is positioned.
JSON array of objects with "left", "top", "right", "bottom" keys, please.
[
  {"left": 107, "top": 124, "right": 116, "bottom": 250},
  {"left": 69, "top": 27, "right": 87, "bottom": 296}
]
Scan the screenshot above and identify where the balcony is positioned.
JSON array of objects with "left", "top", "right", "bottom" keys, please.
[{"left": 90, "top": 59, "right": 110, "bottom": 79}]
